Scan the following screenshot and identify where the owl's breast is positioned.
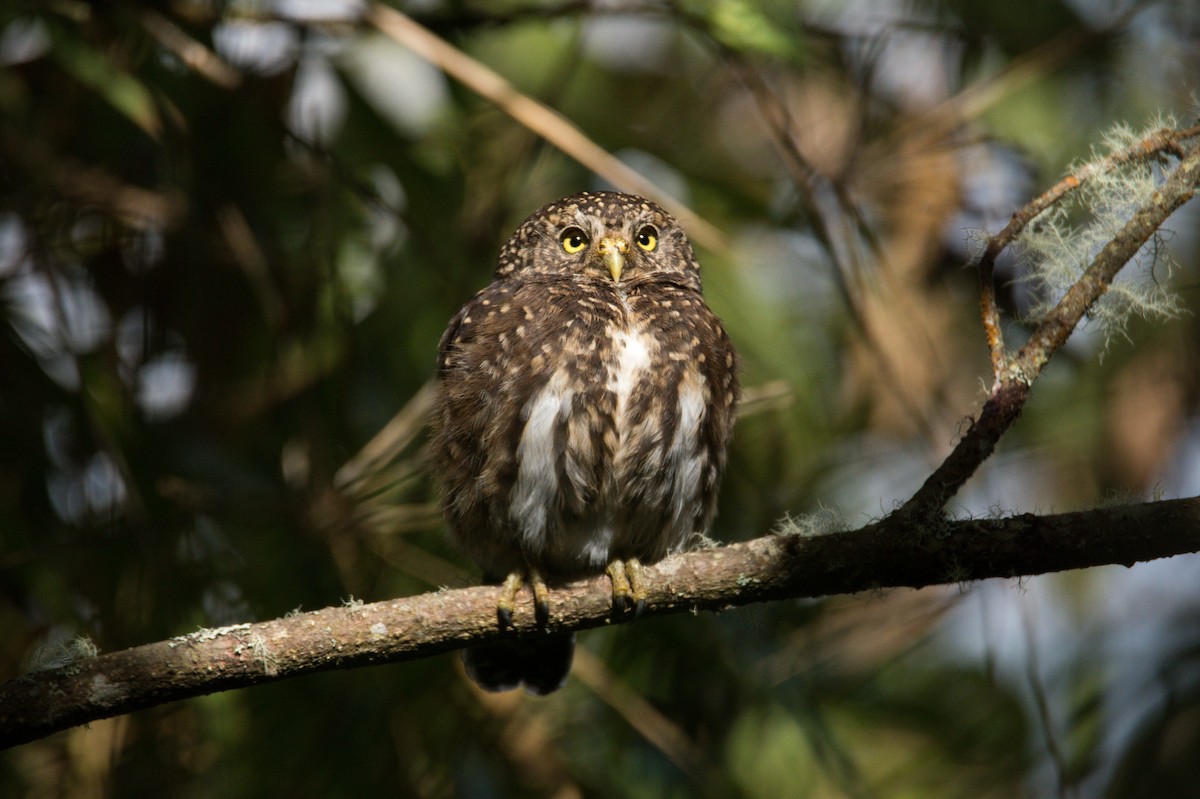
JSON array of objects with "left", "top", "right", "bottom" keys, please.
[
  {"left": 506, "top": 286, "right": 716, "bottom": 571},
  {"left": 604, "top": 323, "right": 655, "bottom": 433}
]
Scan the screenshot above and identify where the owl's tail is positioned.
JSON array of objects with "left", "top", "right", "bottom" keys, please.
[{"left": 462, "top": 633, "right": 575, "bottom": 695}]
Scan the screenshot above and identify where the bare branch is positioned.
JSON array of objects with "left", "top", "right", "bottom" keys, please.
[{"left": 5, "top": 496, "right": 1200, "bottom": 749}]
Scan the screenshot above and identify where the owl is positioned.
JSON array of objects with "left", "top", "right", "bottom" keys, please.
[{"left": 430, "top": 191, "right": 739, "bottom": 694}]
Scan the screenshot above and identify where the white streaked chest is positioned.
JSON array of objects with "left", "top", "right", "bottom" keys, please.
[
  {"left": 606, "top": 326, "right": 654, "bottom": 423},
  {"left": 506, "top": 319, "right": 709, "bottom": 566}
]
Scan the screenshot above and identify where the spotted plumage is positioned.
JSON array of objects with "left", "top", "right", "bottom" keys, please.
[{"left": 430, "top": 191, "right": 739, "bottom": 694}]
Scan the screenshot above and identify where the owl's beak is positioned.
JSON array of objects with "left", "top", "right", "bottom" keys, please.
[{"left": 597, "top": 237, "right": 628, "bottom": 282}]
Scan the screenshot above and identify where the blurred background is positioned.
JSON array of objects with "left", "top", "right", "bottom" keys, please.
[{"left": 2, "top": 1, "right": 1199, "bottom": 796}]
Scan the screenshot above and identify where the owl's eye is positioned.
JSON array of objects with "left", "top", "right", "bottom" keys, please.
[
  {"left": 635, "top": 225, "right": 658, "bottom": 252},
  {"left": 560, "top": 228, "right": 589, "bottom": 254}
]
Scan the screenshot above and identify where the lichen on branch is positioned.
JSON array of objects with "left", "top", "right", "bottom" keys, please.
[{"left": 1015, "top": 116, "right": 1193, "bottom": 348}]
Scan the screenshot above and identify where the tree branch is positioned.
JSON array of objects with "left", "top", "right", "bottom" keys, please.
[
  {"left": 5, "top": 496, "right": 1200, "bottom": 749},
  {"left": 904, "top": 131, "right": 1200, "bottom": 518},
  {"left": 979, "top": 122, "right": 1200, "bottom": 378}
]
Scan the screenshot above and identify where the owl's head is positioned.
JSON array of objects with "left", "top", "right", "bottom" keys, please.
[{"left": 496, "top": 192, "right": 702, "bottom": 289}]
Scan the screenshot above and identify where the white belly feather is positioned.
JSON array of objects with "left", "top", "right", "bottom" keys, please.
[{"left": 511, "top": 370, "right": 572, "bottom": 549}]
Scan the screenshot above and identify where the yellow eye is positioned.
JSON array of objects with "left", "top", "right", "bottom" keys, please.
[
  {"left": 635, "top": 226, "right": 658, "bottom": 251},
  {"left": 561, "top": 227, "right": 589, "bottom": 254}
]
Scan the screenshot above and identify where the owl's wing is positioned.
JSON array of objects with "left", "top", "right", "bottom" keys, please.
[
  {"left": 435, "top": 292, "right": 478, "bottom": 379},
  {"left": 431, "top": 277, "right": 575, "bottom": 574},
  {"left": 695, "top": 301, "right": 740, "bottom": 506}
]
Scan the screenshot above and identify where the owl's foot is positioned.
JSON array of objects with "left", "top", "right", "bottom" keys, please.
[
  {"left": 496, "top": 570, "right": 551, "bottom": 629},
  {"left": 606, "top": 558, "right": 647, "bottom": 618}
]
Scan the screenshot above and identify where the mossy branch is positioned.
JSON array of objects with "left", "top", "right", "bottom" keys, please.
[
  {"left": 4, "top": 496, "right": 1200, "bottom": 749},
  {"left": 905, "top": 126, "right": 1200, "bottom": 519}
]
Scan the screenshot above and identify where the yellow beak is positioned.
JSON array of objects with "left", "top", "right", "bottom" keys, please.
[{"left": 598, "top": 237, "right": 628, "bottom": 282}]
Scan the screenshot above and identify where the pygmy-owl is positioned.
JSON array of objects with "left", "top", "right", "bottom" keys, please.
[{"left": 430, "top": 191, "right": 739, "bottom": 694}]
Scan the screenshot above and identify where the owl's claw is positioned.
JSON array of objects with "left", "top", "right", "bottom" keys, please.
[
  {"left": 606, "top": 558, "right": 647, "bottom": 618},
  {"left": 530, "top": 569, "right": 551, "bottom": 627},
  {"left": 496, "top": 572, "right": 524, "bottom": 629},
  {"left": 626, "top": 558, "right": 647, "bottom": 617},
  {"left": 495, "top": 570, "right": 551, "bottom": 629}
]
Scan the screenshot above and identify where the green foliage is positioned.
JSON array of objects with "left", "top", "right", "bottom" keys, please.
[{"left": 683, "top": 0, "right": 802, "bottom": 60}]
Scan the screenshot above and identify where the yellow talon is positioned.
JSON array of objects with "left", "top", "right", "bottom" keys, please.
[
  {"left": 495, "top": 570, "right": 552, "bottom": 628},
  {"left": 497, "top": 572, "right": 524, "bottom": 629},
  {"left": 625, "top": 558, "right": 647, "bottom": 617},
  {"left": 606, "top": 559, "right": 647, "bottom": 617},
  {"left": 530, "top": 569, "right": 550, "bottom": 626}
]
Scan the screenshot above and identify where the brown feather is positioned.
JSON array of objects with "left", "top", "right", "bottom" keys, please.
[{"left": 428, "top": 192, "right": 739, "bottom": 692}]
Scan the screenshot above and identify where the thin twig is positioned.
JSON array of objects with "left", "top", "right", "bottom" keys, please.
[
  {"left": 1019, "top": 598, "right": 1072, "bottom": 799},
  {"left": 727, "top": 59, "right": 942, "bottom": 442},
  {"left": 365, "top": 3, "right": 727, "bottom": 253},
  {"left": 894, "top": 19, "right": 1131, "bottom": 144},
  {"left": 334, "top": 382, "right": 435, "bottom": 491},
  {"left": 978, "top": 255, "right": 1007, "bottom": 381},
  {"left": 572, "top": 647, "right": 710, "bottom": 780},
  {"left": 140, "top": 10, "right": 242, "bottom": 89}
]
